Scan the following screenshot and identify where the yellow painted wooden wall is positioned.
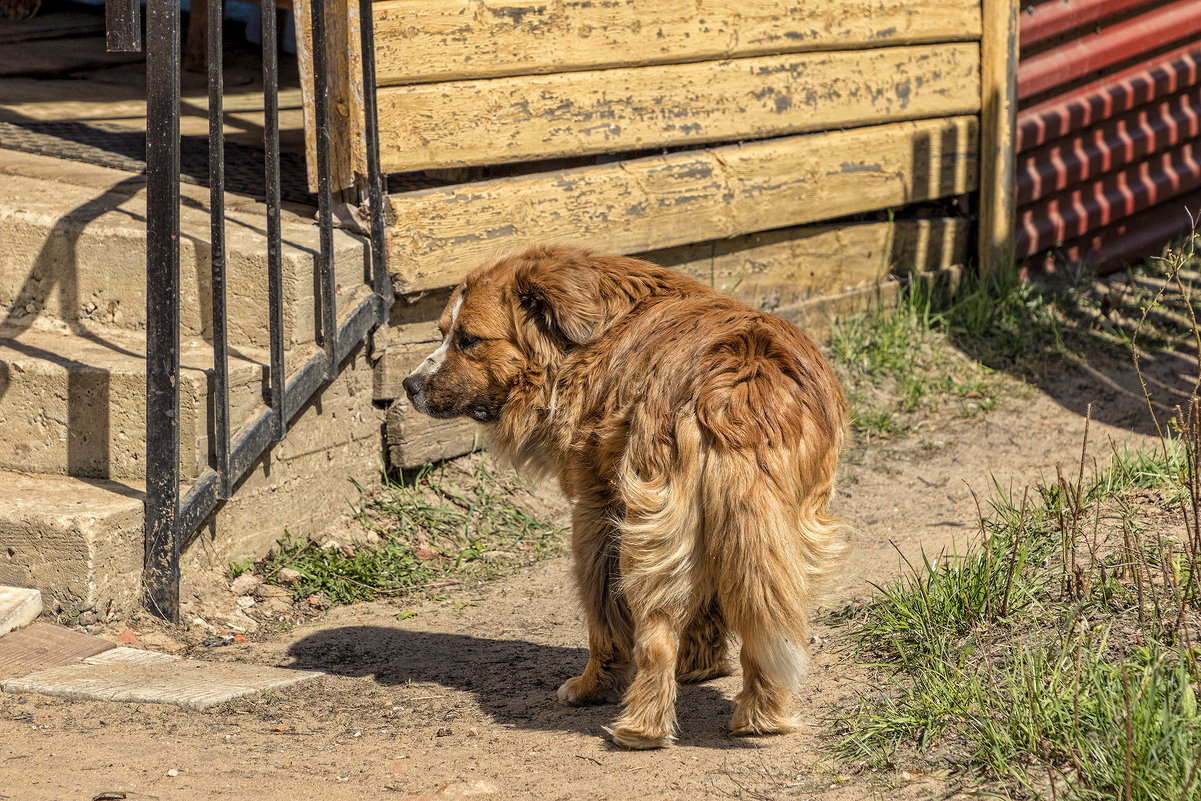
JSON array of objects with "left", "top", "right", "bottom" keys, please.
[{"left": 369, "top": 0, "right": 989, "bottom": 467}]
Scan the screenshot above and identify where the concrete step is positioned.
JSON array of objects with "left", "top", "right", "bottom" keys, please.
[
  {"left": 0, "top": 470, "right": 144, "bottom": 616},
  {"left": 0, "top": 346, "right": 382, "bottom": 618},
  {"left": 0, "top": 150, "right": 372, "bottom": 350},
  {"left": 2, "top": 644, "right": 323, "bottom": 710},
  {"left": 0, "top": 323, "right": 267, "bottom": 480},
  {"left": 0, "top": 586, "right": 42, "bottom": 637}
]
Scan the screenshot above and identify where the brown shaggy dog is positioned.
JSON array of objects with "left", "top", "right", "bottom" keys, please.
[{"left": 403, "top": 245, "right": 847, "bottom": 749}]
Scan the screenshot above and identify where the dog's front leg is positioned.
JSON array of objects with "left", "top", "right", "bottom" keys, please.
[{"left": 557, "top": 504, "right": 633, "bottom": 706}]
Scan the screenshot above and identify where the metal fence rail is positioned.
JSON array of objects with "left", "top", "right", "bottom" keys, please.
[
  {"left": 134, "top": 0, "right": 393, "bottom": 621},
  {"left": 1016, "top": 0, "right": 1201, "bottom": 271}
]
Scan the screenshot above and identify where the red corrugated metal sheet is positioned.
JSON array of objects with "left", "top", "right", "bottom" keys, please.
[
  {"left": 1018, "top": 0, "right": 1201, "bottom": 101},
  {"left": 1032, "top": 189, "right": 1201, "bottom": 270},
  {"left": 1018, "top": 141, "right": 1201, "bottom": 255},
  {"left": 1017, "top": 0, "right": 1201, "bottom": 272},
  {"left": 1021, "top": 0, "right": 1158, "bottom": 50},
  {"left": 1017, "top": 42, "right": 1201, "bottom": 150},
  {"left": 1017, "top": 85, "right": 1201, "bottom": 203}
]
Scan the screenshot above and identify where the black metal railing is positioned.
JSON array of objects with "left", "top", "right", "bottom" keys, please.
[{"left": 118, "top": 0, "right": 393, "bottom": 621}]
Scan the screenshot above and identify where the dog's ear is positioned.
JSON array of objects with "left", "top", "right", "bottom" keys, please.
[{"left": 513, "top": 251, "right": 605, "bottom": 346}]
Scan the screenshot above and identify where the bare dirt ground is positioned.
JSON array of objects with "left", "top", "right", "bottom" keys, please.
[{"left": 0, "top": 350, "right": 1188, "bottom": 801}]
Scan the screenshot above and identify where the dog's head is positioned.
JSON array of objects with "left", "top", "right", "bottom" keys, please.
[{"left": 402, "top": 245, "right": 652, "bottom": 422}]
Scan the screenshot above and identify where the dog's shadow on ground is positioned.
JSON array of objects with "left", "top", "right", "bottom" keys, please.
[{"left": 286, "top": 625, "right": 763, "bottom": 750}]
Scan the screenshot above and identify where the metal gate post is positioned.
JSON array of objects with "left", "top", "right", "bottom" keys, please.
[{"left": 143, "top": 0, "right": 183, "bottom": 622}]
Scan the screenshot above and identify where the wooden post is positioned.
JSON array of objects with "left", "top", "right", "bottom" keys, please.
[
  {"left": 296, "top": 0, "right": 366, "bottom": 195},
  {"left": 979, "top": 0, "right": 1019, "bottom": 274}
]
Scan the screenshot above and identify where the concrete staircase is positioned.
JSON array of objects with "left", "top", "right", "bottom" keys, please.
[{"left": 0, "top": 151, "right": 385, "bottom": 619}]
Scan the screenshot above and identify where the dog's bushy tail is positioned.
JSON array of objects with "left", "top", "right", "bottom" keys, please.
[{"left": 702, "top": 443, "right": 846, "bottom": 691}]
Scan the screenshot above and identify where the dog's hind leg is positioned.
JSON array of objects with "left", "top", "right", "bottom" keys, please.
[
  {"left": 676, "top": 597, "right": 731, "bottom": 683},
  {"left": 558, "top": 492, "right": 633, "bottom": 706},
  {"left": 606, "top": 417, "right": 709, "bottom": 748}
]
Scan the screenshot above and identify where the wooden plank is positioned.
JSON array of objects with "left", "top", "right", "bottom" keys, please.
[
  {"left": 373, "top": 0, "right": 983, "bottom": 86},
  {"left": 386, "top": 395, "right": 483, "bottom": 469},
  {"left": 644, "top": 218, "right": 969, "bottom": 311},
  {"left": 377, "top": 44, "right": 981, "bottom": 172},
  {"left": 979, "top": 0, "right": 1019, "bottom": 273},
  {"left": 184, "top": 0, "right": 208, "bottom": 73},
  {"left": 386, "top": 116, "right": 979, "bottom": 291},
  {"left": 774, "top": 279, "right": 903, "bottom": 344},
  {"left": 374, "top": 289, "right": 455, "bottom": 401},
  {"left": 296, "top": 0, "right": 367, "bottom": 193}
]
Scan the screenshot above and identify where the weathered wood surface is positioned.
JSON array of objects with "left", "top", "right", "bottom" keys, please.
[
  {"left": 386, "top": 116, "right": 979, "bottom": 291},
  {"left": 375, "top": 289, "right": 455, "bottom": 401},
  {"left": 979, "top": 0, "right": 1019, "bottom": 273},
  {"left": 377, "top": 44, "right": 981, "bottom": 171},
  {"left": 296, "top": 0, "right": 366, "bottom": 193},
  {"left": 645, "top": 218, "right": 969, "bottom": 311},
  {"left": 774, "top": 279, "right": 902, "bottom": 343},
  {"left": 373, "top": 0, "right": 983, "bottom": 86}
]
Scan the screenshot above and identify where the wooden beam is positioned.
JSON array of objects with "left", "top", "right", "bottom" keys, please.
[
  {"left": 773, "top": 279, "right": 903, "bottom": 344},
  {"left": 377, "top": 44, "right": 981, "bottom": 172},
  {"left": 386, "top": 116, "right": 979, "bottom": 291},
  {"left": 979, "top": 0, "right": 1019, "bottom": 273},
  {"left": 386, "top": 399, "right": 483, "bottom": 471},
  {"left": 373, "top": 0, "right": 983, "bottom": 86},
  {"left": 379, "top": 307, "right": 482, "bottom": 465},
  {"left": 643, "top": 218, "right": 969, "bottom": 311}
]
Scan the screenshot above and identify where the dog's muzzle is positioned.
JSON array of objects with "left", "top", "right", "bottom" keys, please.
[{"left": 402, "top": 375, "right": 432, "bottom": 415}]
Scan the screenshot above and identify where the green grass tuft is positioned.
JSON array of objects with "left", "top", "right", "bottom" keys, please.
[
  {"left": 833, "top": 438, "right": 1201, "bottom": 798},
  {"left": 829, "top": 278, "right": 1002, "bottom": 437},
  {"left": 828, "top": 255, "right": 1198, "bottom": 438},
  {"left": 256, "top": 455, "right": 563, "bottom": 604}
]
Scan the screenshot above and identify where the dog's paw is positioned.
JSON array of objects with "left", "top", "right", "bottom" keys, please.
[
  {"left": 557, "top": 675, "right": 622, "bottom": 706},
  {"left": 603, "top": 724, "right": 675, "bottom": 750},
  {"left": 727, "top": 714, "right": 800, "bottom": 737}
]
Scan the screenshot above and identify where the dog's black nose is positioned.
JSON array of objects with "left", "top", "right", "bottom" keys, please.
[{"left": 402, "top": 376, "right": 421, "bottom": 399}]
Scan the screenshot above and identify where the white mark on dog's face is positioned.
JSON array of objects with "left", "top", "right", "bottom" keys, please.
[{"left": 408, "top": 291, "right": 464, "bottom": 384}]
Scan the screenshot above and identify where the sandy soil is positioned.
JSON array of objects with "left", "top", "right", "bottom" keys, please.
[{"left": 0, "top": 351, "right": 1187, "bottom": 801}]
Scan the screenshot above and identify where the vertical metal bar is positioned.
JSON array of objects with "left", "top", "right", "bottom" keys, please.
[
  {"left": 106, "top": 0, "right": 142, "bottom": 53},
  {"left": 358, "top": 0, "right": 392, "bottom": 312},
  {"left": 311, "top": 0, "right": 338, "bottom": 380},
  {"left": 208, "top": 0, "right": 231, "bottom": 498},
  {"left": 263, "top": 0, "right": 286, "bottom": 440},
  {"left": 144, "top": 0, "right": 182, "bottom": 622}
]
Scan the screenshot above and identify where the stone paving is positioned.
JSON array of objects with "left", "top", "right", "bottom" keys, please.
[{"left": 0, "top": 589, "right": 321, "bottom": 710}]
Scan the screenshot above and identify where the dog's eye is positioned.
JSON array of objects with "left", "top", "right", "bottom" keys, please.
[{"left": 456, "top": 333, "right": 481, "bottom": 350}]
